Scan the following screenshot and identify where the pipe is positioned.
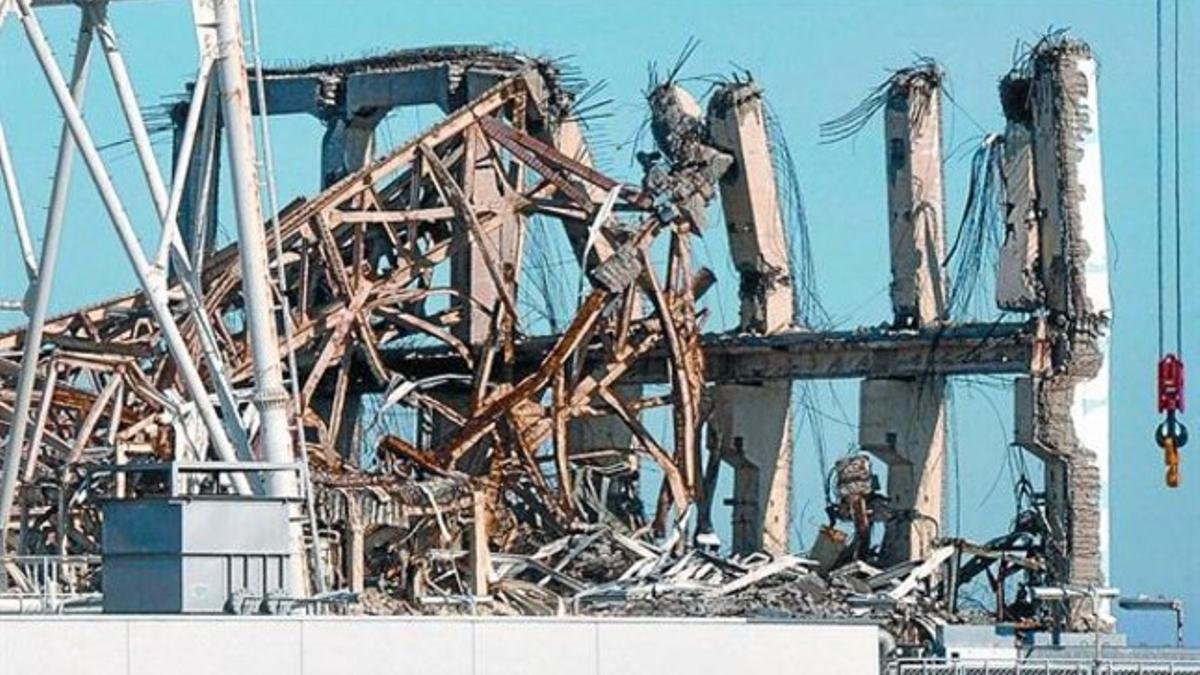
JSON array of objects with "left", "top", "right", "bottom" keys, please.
[
  {"left": 212, "top": 0, "right": 305, "bottom": 595},
  {"left": 213, "top": 0, "right": 295, "bottom": 492},
  {"left": 14, "top": 0, "right": 251, "bottom": 494},
  {"left": 0, "top": 121, "right": 38, "bottom": 279},
  {"left": 245, "top": 0, "right": 325, "bottom": 593},
  {"left": 156, "top": 58, "right": 213, "bottom": 270},
  {"left": 0, "top": 6, "right": 95, "bottom": 571}
]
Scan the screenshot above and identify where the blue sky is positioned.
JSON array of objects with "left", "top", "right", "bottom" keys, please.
[{"left": 0, "top": 0, "right": 1195, "bottom": 645}]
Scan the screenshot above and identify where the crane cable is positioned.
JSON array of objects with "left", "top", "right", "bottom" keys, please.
[{"left": 1155, "top": 0, "right": 1187, "bottom": 488}]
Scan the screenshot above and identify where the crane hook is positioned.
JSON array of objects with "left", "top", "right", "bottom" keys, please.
[{"left": 1157, "top": 355, "right": 1187, "bottom": 488}]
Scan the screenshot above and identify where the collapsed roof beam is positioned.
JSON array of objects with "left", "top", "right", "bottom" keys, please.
[{"left": 378, "top": 320, "right": 1048, "bottom": 386}]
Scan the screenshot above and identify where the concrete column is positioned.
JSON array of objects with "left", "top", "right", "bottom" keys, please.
[
  {"left": 861, "top": 66, "right": 949, "bottom": 565},
  {"left": 859, "top": 377, "right": 946, "bottom": 562},
  {"left": 450, "top": 125, "right": 521, "bottom": 346},
  {"left": 705, "top": 83, "right": 795, "bottom": 555},
  {"left": 443, "top": 75, "right": 524, "bottom": 347},
  {"left": 708, "top": 381, "right": 793, "bottom": 554},
  {"left": 468, "top": 492, "right": 490, "bottom": 597},
  {"left": 344, "top": 522, "right": 365, "bottom": 594},
  {"left": 320, "top": 110, "right": 384, "bottom": 189},
  {"left": 884, "top": 67, "right": 948, "bottom": 328},
  {"left": 1025, "top": 40, "right": 1111, "bottom": 614}
]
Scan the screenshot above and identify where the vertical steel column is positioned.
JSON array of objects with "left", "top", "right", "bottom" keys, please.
[
  {"left": 212, "top": 0, "right": 305, "bottom": 594},
  {"left": 212, "top": 0, "right": 294, "bottom": 482}
]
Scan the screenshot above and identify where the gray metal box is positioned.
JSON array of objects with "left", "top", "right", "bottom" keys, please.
[{"left": 102, "top": 498, "right": 293, "bottom": 614}]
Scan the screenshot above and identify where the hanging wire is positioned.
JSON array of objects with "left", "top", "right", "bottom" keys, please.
[
  {"left": 1156, "top": 0, "right": 1165, "bottom": 358},
  {"left": 1172, "top": 0, "right": 1183, "bottom": 357},
  {"left": 765, "top": 100, "right": 829, "bottom": 328},
  {"left": 944, "top": 134, "right": 1005, "bottom": 320},
  {"left": 819, "top": 57, "right": 940, "bottom": 145}
]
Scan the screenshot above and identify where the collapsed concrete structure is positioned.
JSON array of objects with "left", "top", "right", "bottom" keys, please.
[{"left": 0, "top": 4, "right": 1115, "bottom": 650}]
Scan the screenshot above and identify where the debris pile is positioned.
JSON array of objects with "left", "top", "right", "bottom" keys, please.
[{"left": 355, "top": 519, "right": 1004, "bottom": 647}]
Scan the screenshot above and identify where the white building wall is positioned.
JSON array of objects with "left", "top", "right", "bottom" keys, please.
[{"left": 0, "top": 616, "right": 879, "bottom": 675}]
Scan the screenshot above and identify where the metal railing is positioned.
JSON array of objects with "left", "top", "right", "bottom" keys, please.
[
  {"left": 890, "top": 659, "right": 1200, "bottom": 675},
  {"left": 0, "top": 554, "right": 102, "bottom": 613}
]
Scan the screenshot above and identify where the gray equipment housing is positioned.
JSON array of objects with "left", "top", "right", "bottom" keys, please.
[{"left": 102, "top": 497, "right": 293, "bottom": 614}]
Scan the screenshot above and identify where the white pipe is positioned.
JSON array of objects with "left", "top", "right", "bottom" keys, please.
[
  {"left": 0, "top": 594, "right": 103, "bottom": 614},
  {"left": 0, "top": 6, "right": 96, "bottom": 567},
  {"left": 211, "top": 0, "right": 304, "bottom": 595},
  {"left": 90, "top": 7, "right": 255, "bottom": 469},
  {"left": 88, "top": 3, "right": 171, "bottom": 219},
  {"left": 212, "top": 0, "right": 295, "bottom": 493},
  {"left": 187, "top": 86, "right": 220, "bottom": 287},
  {"left": 156, "top": 58, "right": 213, "bottom": 271},
  {"left": 149, "top": 62, "right": 259, "bottom": 469},
  {"left": 21, "top": 361, "right": 58, "bottom": 483},
  {"left": 246, "top": 0, "right": 324, "bottom": 593},
  {"left": 14, "top": 0, "right": 250, "bottom": 495},
  {"left": 0, "top": 121, "right": 38, "bottom": 280}
]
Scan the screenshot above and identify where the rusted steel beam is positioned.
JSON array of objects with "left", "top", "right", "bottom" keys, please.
[{"left": 419, "top": 140, "right": 520, "bottom": 327}]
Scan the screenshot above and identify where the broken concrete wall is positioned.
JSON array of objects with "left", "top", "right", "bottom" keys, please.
[
  {"left": 1031, "top": 40, "right": 1108, "bottom": 320},
  {"left": 1023, "top": 37, "right": 1111, "bottom": 625},
  {"left": 996, "top": 75, "right": 1043, "bottom": 311}
]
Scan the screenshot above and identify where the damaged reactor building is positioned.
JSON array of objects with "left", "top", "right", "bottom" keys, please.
[{"left": 0, "top": 1, "right": 1195, "bottom": 674}]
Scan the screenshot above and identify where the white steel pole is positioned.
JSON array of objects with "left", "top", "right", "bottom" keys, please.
[
  {"left": 212, "top": 0, "right": 307, "bottom": 596},
  {"left": 187, "top": 86, "right": 220, "bottom": 286},
  {"left": 0, "top": 7, "right": 96, "bottom": 563},
  {"left": 88, "top": 4, "right": 201, "bottom": 276},
  {"left": 92, "top": 3, "right": 257, "bottom": 470},
  {"left": 245, "top": 0, "right": 326, "bottom": 593},
  {"left": 88, "top": 3, "right": 170, "bottom": 219},
  {"left": 14, "top": 0, "right": 251, "bottom": 494},
  {"left": 212, "top": 0, "right": 295, "bottom": 491},
  {"left": 0, "top": 121, "right": 38, "bottom": 280},
  {"left": 156, "top": 58, "right": 213, "bottom": 270}
]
